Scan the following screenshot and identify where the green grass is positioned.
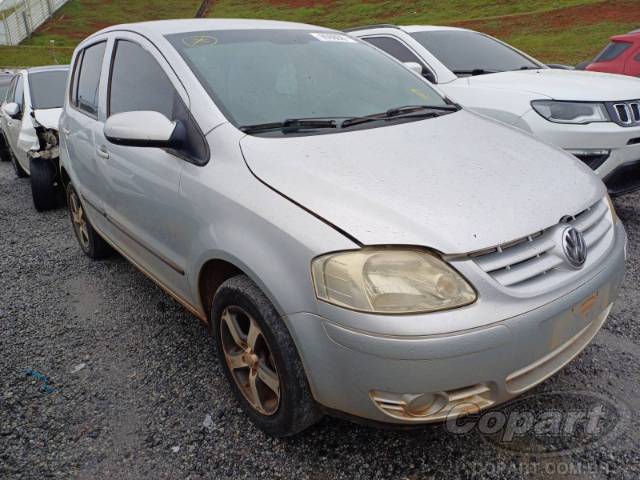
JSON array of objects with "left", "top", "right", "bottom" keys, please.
[
  {"left": 209, "top": 0, "right": 602, "bottom": 28},
  {"left": 0, "top": 0, "right": 637, "bottom": 66},
  {"left": 0, "top": 0, "right": 202, "bottom": 66}
]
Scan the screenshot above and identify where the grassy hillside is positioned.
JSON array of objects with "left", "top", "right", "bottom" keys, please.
[
  {"left": 0, "top": 0, "right": 202, "bottom": 66},
  {"left": 209, "top": 0, "right": 640, "bottom": 65},
  {"left": 1, "top": 0, "right": 638, "bottom": 67}
]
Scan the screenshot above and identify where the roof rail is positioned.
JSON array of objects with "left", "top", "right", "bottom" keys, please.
[{"left": 343, "top": 24, "right": 401, "bottom": 33}]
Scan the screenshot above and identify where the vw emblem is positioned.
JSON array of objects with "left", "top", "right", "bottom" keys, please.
[{"left": 562, "top": 227, "right": 587, "bottom": 268}]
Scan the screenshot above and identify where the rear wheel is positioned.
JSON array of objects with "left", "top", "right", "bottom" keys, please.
[
  {"left": 10, "top": 148, "right": 28, "bottom": 178},
  {"left": 30, "top": 157, "right": 59, "bottom": 211},
  {"left": 212, "top": 275, "right": 322, "bottom": 437},
  {"left": 66, "top": 183, "right": 113, "bottom": 259},
  {"left": 0, "top": 135, "right": 10, "bottom": 162}
]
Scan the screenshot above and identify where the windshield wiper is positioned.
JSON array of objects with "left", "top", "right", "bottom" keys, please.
[
  {"left": 452, "top": 68, "right": 502, "bottom": 76},
  {"left": 239, "top": 118, "right": 337, "bottom": 134},
  {"left": 342, "top": 104, "right": 459, "bottom": 128}
]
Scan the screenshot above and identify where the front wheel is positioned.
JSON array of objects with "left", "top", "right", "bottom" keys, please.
[
  {"left": 30, "top": 157, "right": 59, "bottom": 211},
  {"left": 66, "top": 183, "right": 113, "bottom": 259},
  {"left": 212, "top": 275, "right": 322, "bottom": 437}
]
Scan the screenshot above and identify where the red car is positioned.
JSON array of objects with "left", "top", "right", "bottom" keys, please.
[{"left": 585, "top": 30, "right": 640, "bottom": 77}]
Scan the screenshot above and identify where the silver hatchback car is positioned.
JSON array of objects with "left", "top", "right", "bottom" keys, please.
[{"left": 60, "top": 19, "right": 626, "bottom": 436}]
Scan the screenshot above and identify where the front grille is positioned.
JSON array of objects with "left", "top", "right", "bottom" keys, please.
[
  {"left": 608, "top": 100, "right": 640, "bottom": 126},
  {"left": 472, "top": 199, "right": 613, "bottom": 294}
]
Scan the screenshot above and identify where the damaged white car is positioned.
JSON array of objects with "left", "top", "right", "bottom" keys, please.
[{"left": 0, "top": 66, "right": 69, "bottom": 211}]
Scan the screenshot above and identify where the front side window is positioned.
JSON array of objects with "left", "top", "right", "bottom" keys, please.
[
  {"left": 0, "top": 76, "right": 14, "bottom": 103},
  {"left": 73, "top": 42, "right": 106, "bottom": 116},
  {"left": 166, "top": 29, "right": 450, "bottom": 132},
  {"left": 595, "top": 42, "right": 631, "bottom": 63},
  {"left": 364, "top": 36, "right": 423, "bottom": 64},
  {"left": 29, "top": 70, "right": 68, "bottom": 110},
  {"left": 5, "top": 76, "right": 17, "bottom": 104},
  {"left": 108, "top": 40, "right": 207, "bottom": 164},
  {"left": 410, "top": 30, "right": 540, "bottom": 75}
]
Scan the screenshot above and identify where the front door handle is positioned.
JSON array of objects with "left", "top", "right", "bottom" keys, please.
[
  {"left": 96, "top": 146, "right": 109, "bottom": 160},
  {"left": 62, "top": 127, "right": 71, "bottom": 135}
]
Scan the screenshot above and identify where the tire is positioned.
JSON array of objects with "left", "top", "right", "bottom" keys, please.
[
  {"left": 0, "top": 135, "right": 10, "bottom": 162},
  {"left": 211, "top": 275, "right": 322, "bottom": 437},
  {"left": 30, "top": 157, "right": 59, "bottom": 212},
  {"left": 66, "top": 183, "right": 113, "bottom": 259},
  {"left": 10, "top": 148, "right": 28, "bottom": 178}
]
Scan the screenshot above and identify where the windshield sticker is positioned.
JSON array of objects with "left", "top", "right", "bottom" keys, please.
[
  {"left": 310, "top": 32, "right": 357, "bottom": 43},
  {"left": 410, "top": 88, "right": 432, "bottom": 101},
  {"left": 182, "top": 35, "right": 218, "bottom": 48}
]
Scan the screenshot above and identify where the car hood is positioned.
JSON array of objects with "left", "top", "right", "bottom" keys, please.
[
  {"left": 239, "top": 111, "right": 603, "bottom": 254},
  {"left": 33, "top": 108, "right": 62, "bottom": 131},
  {"left": 465, "top": 69, "right": 640, "bottom": 101}
]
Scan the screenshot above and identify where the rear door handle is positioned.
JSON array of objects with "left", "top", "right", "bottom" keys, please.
[{"left": 96, "top": 146, "right": 109, "bottom": 160}]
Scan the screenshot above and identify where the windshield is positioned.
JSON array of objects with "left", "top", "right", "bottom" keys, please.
[
  {"left": 29, "top": 70, "right": 68, "bottom": 109},
  {"left": 167, "top": 29, "right": 450, "bottom": 131},
  {"left": 410, "top": 30, "right": 541, "bottom": 75}
]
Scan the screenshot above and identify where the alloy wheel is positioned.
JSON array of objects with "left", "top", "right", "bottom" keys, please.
[
  {"left": 69, "top": 191, "right": 90, "bottom": 250},
  {"left": 220, "top": 306, "right": 281, "bottom": 415}
]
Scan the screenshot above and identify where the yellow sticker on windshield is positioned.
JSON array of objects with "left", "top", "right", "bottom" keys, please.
[
  {"left": 410, "top": 88, "right": 431, "bottom": 101},
  {"left": 182, "top": 35, "right": 218, "bottom": 48}
]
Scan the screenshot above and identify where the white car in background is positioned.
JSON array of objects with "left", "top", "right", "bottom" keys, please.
[
  {"left": 0, "top": 65, "right": 69, "bottom": 211},
  {"left": 348, "top": 25, "right": 640, "bottom": 196}
]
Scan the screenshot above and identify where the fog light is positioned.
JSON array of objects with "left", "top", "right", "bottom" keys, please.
[
  {"left": 406, "top": 392, "right": 448, "bottom": 416},
  {"left": 567, "top": 149, "right": 610, "bottom": 171}
]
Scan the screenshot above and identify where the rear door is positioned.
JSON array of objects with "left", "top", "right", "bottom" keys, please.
[
  {"left": 62, "top": 39, "right": 109, "bottom": 213},
  {"left": 624, "top": 48, "right": 640, "bottom": 77},
  {"left": 0, "top": 76, "right": 17, "bottom": 148}
]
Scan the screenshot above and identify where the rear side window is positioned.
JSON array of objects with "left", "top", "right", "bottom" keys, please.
[
  {"left": 108, "top": 40, "right": 208, "bottom": 165},
  {"left": 72, "top": 42, "right": 107, "bottom": 116},
  {"left": 595, "top": 42, "right": 631, "bottom": 62}
]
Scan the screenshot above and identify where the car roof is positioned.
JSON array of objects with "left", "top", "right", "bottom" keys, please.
[
  {"left": 26, "top": 65, "right": 69, "bottom": 74},
  {"left": 93, "top": 18, "right": 331, "bottom": 38},
  {"left": 346, "top": 24, "right": 471, "bottom": 34}
]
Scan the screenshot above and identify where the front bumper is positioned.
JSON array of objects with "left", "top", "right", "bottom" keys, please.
[
  {"left": 521, "top": 109, "right": 640, "bottom": 195},
  {"left": 286, "top": 224, "right": 626, "bottom": 425}
]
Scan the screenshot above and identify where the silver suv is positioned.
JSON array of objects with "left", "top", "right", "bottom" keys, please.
[{"left": 60, "top": 20, "right": 626, "bottom": 437}]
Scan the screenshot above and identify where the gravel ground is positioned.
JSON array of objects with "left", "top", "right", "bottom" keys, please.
[{"left": 0, "top": 159, "right": 639, "bottom": 480}]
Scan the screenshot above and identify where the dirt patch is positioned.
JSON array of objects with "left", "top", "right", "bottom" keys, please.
[
  {"left": 454, "top": 0, "right": 640, "bottom": 37},
  {"left": 260, "top": 0, "right": 335, "bottom": 7}
]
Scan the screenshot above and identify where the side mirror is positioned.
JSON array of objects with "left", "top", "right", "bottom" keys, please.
[
  {"left": 403, "top": 61, "right": 423, "bottom": 76},
  {"left": 403, "top": 62, "right": 436, "bottom": 83},
  {"left": 104, "top": 111, "right": 183, "bottom": 148},
  {"left": 2, "top": 102, "right": 20, "bottom": 119}
]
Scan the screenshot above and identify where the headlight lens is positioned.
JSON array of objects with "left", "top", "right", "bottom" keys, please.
[
  {"left": 531, "top": 100, "right": 609, "bottom": 124},
  {"left": 311, "top": 249, "right": 477, "bottom": 314},
  {"left": 606, "top": 194, "right": 619, "bottom": 224}
]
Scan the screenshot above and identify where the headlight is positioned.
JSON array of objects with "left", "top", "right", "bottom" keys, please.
[
  {"left": 531, "top": 100, "right": 609, "bottom": 124},
  {"left": 606, "top": 194, "right": 619, "bottom": 224},
  {"left": 311, "top": 249, "right": 477, "bottom": 314}
]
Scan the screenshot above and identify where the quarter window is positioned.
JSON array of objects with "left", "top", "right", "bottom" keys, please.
[
  {"left": 108, "top": 40, "right": 208, "bottom": 164},
  {"left": 73, "top": 42, "right": 107, "bottom": 116}
]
